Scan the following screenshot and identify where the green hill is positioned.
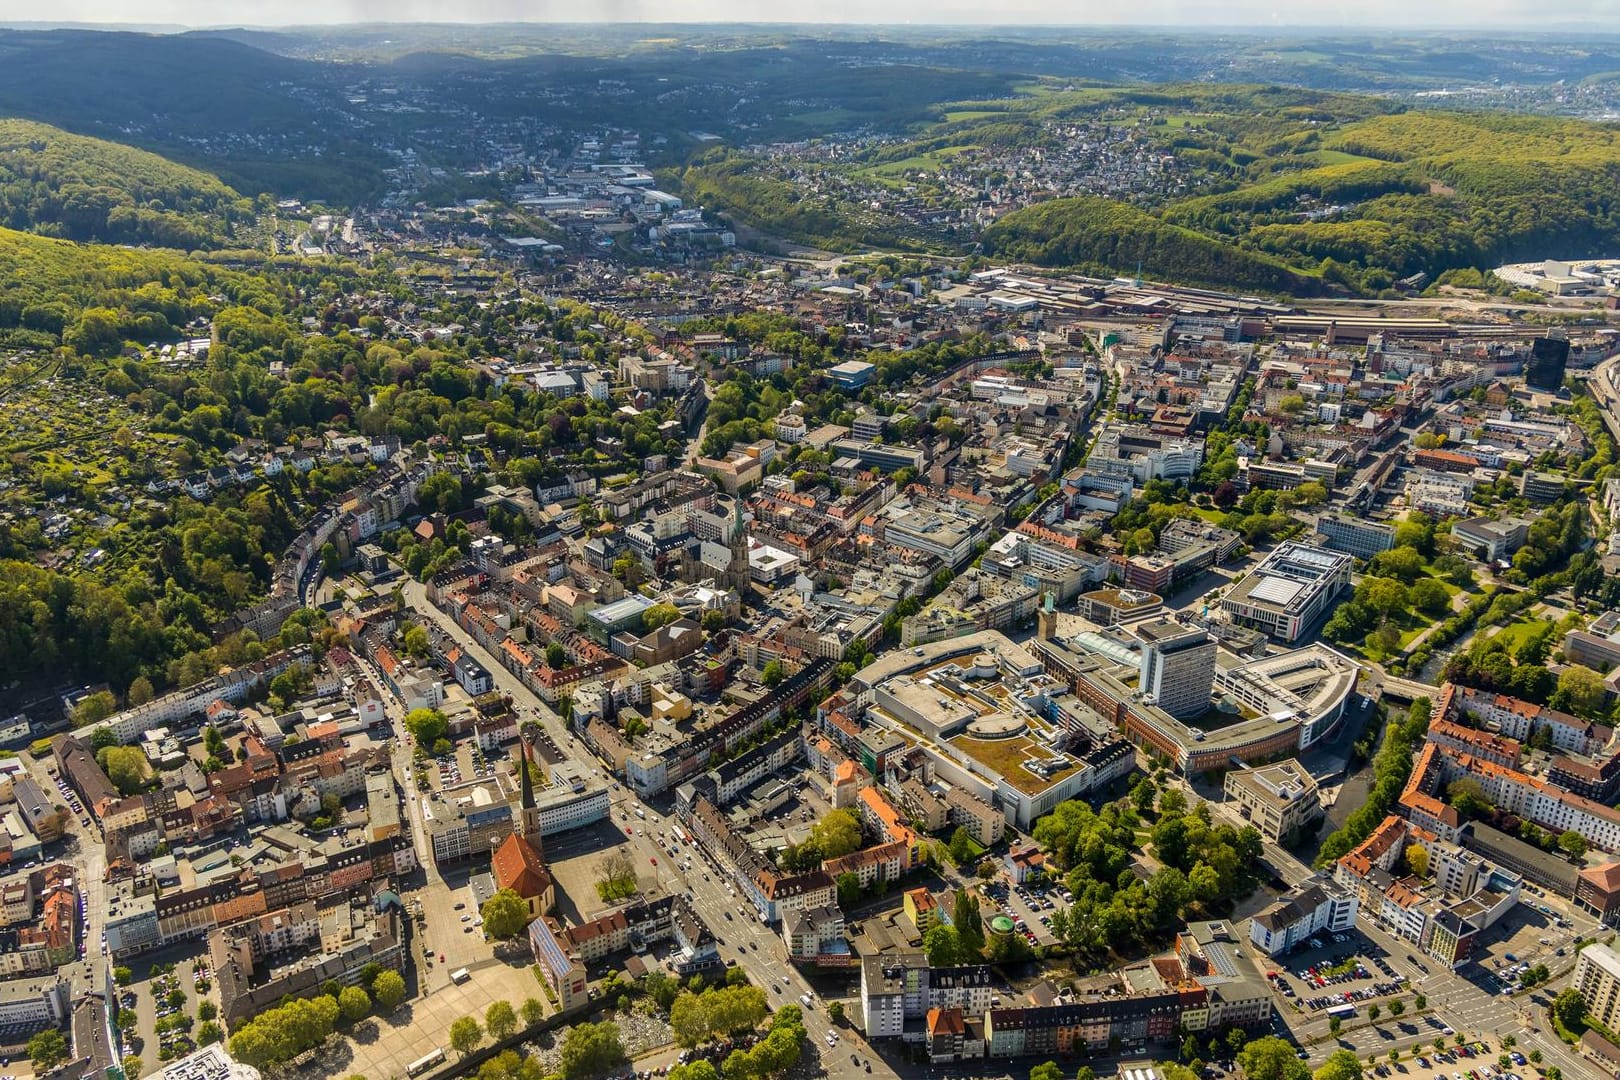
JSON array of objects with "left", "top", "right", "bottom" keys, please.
[
  {"left": 983, "top": 196, "right": 1319, "bottom": 296},
  {"left": 1162, "top": 110, "right": 1620, "bottom": 285},
  {"left": 0, "top": 225, "right": 274, "bottom": 351},
  {"left": 0, "top": 30, "right": 388, "bottom": 203},
  {"left": 0, "top": 118, "right": 247, "bottom": 248}
]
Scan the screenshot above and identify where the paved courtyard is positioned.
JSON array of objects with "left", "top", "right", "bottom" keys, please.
[{"left": 286, "top": 959, "right": 551, "bottom": 1080}]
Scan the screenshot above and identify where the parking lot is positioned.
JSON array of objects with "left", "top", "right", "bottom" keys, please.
[
  {"left": 1468, "top": 890, "right": 1586, "bottom": 995},
  {"left": 978, "top": 877, "right": 1063, "bottom": 949},
  {"left": 115, "top": 954, "right": 215, "bottom": 1069},
  {"left": 1268, "top": 931, "right": 1414, "bottom": 1017},
  {"left": 42, "top": 759, "right": 95, "bottom": 839},
  {"left": 1365, "top": 1040, "right": 1536, "bottom": 1080}
]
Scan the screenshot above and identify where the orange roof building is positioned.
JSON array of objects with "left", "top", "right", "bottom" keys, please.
[{"left": 491, "top": 832, "right": 554, "bottom": 924}]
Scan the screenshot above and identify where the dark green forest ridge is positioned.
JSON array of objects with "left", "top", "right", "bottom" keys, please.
[{"left": 0, "top": 119, "right": 250, "bottom": 248}]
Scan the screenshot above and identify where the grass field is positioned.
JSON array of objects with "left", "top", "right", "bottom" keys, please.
[
  {"left": 862, "top": 145, "right": 975, "bottom": 177},
  {"left": 1311, "top": 149, "right": 1381, "bottom": 165},
  {"left": 1490, "top": 616, "right": 1556, "bottom": 650}
]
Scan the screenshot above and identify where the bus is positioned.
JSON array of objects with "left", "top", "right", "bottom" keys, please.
[
  {"left": 450, "top": 967, "right": 472, "bottom": 985},
  {"left": 407, "top": 1049, "right": 446, "bottom": 1076},
  {"left": 1326, "top": 1003, "right": 1356, "bottom": 1020}
]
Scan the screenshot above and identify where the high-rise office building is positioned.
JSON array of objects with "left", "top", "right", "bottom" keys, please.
[
  {"left": 1135, "top": 619, "right": 1216, "bottom": 720},
  {"left": 1526, "top": 335, "right": 1569, "bottom": 391}
]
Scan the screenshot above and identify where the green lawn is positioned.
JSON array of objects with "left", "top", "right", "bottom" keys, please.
[
  {"left": 1312, "top": 149, "right": 1380, "bottom": 165},
  {"left": 943, "top": 109, "right": 1005, "bottom": 122},
  {"left": 862, "top": 145, "right": 975, "bottom": 177},
  {"left": 1491, "top": 617, "right": 1555, "bottom": 650}
]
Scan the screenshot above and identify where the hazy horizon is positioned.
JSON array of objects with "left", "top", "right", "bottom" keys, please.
[{"left": 6, "top": 0, "right": 1620, "bottom": 31}]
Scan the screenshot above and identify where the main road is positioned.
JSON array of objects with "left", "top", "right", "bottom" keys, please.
[{"left": 399, "top": 577, "right": 894, "bottom": 1077}]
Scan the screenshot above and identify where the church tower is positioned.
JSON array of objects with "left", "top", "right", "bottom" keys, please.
[
  {"left": 723, "top": 496, "right": 751, "bottom": 594},
  {"left": 517, "top": 737, "right": 543, "bottom": 854}
]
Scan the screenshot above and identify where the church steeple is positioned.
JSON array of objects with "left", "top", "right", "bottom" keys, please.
[
  {"left": 519, "top": 738, "right": 536, "bottom": 810},
  {"left": 516, "top": 737, "right": 542, "bottom": 853}
]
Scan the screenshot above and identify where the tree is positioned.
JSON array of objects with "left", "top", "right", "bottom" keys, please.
[
  {"left": 760, "top": 660, "right": 785, "bottom": 687},
  {"left": 923, "top": 925, "right": 965, "bottom": 966},
  {"left": 1405, "top": 844, "right": 1429, "bottom": 878},
  {"left": 559, "top": 1020, "right": 627, "bottom": 1080},
  {"left": 372, "top": 969, "right": 407, "bottom": 1011},
  {"left": 1413, "top": 994, "right": 1426, "bottom": 1010},
  {"left": 642, "top": 603, "right": 682, "bottom": 633},
  {"left": 810, "top": 808, "right": 862, "bottom": 859},
  {"left": 485, "top": 1000, "right": 518, "bottom": 1041},
  {"left": 1388, "top": 999, "right": 1405, "bottom": 1017},
  {"left": 124, "top": 1056, "right": 144, "bottom": 1080},
  {"left": 1367, "top": 1003, "right": 1381, "bottom": 1022},
  {"left": 450, "top": 1016, "right": 483, "bottom": 1058},
  {"left": 127, "top": 676, "right": 155, "bottom": 707},
  {"left": 1560, "top": 830, "right": 1589, "bottom": 859},
  {"left": 1447, "top": 778, "right": 1491, "bottom": 820},
  {"left": 1131, "top": 776, "right": 1158, "bottom": 815},
  {"left": 404, "top": 707, "right": 449, "bottom": 746},
  {"left": 954, "top": 890, "right": 985, "bottom": 954},
  {"left": 1031, "top": 1063, "right": 1064, "bottom": 1080},
  {"left": 596, "top": 849, "right": 639, "bottom": 901},
  {"left": 1553, "top": 987, "right": 1586, "bottom": 1028},
  {"left": 521, "top": 996, "right": 545, "bottom": 1028},
  {"left": 1236, "top": 1036, "right": 1310, "bottom": 1080},
  {"left": 72, "top": 690, "right": 118, "bottom": 726},
  {"left": 669, "top": 1064, "right": 721, "bottom": 1080},
  {"left": 402, "top": 624, "right": 431, "bottom": 658},
  {"left": 1557, "top": 665, "right": 1607, "bottom": 716},
  {"left": 836, "top": 871, "right": 862, "bottom": 909},
  {"left": 1410, "top": 578, "right": 1451, "bottom": 616},
  {"left": 27, "top": 1028, "right": 67, "bottom": 1072},
  {"left": 482, "top": 888, "right": 532, "bottom": 939},
  {"left": 546, "top": 642, "right": 567, "bottom": 669},
  {"left": 827, "top": 1001, "right": 845, "bottom": 1025},
  {"left": 1314, "top": 1050, "right": 1362, "bottom": 1080},
  {"left": 1159, "top": 787, "right": 1188, "bottom": 817},
  {"left": 1328, "top": 1016, "right": 1342, "bottom": 1035},
  {"left": 948, "top": 826, "right": 976, "bottom": 865},
  {"left": 99, "top": 745, "right": 149, "bottom": 795},
  {"left": 702, "top": 609, "right": 727, "bottom": 633},
  {"left": 197, "top": 1020, "right": 223, "bottom": 1046},
  {"left": 337, "top": 985, "right": 371, "bottom": 1023},
  {"left": 1363, "top": 577, "right": 1410, "bottom": 619},
  {"left": 114, "top": 965, "right": 133, "bottom": 986}
]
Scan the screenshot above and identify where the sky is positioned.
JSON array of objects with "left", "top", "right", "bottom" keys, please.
[{"left": 10, "top": 0, "right": 1620, "bottom": 28}]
